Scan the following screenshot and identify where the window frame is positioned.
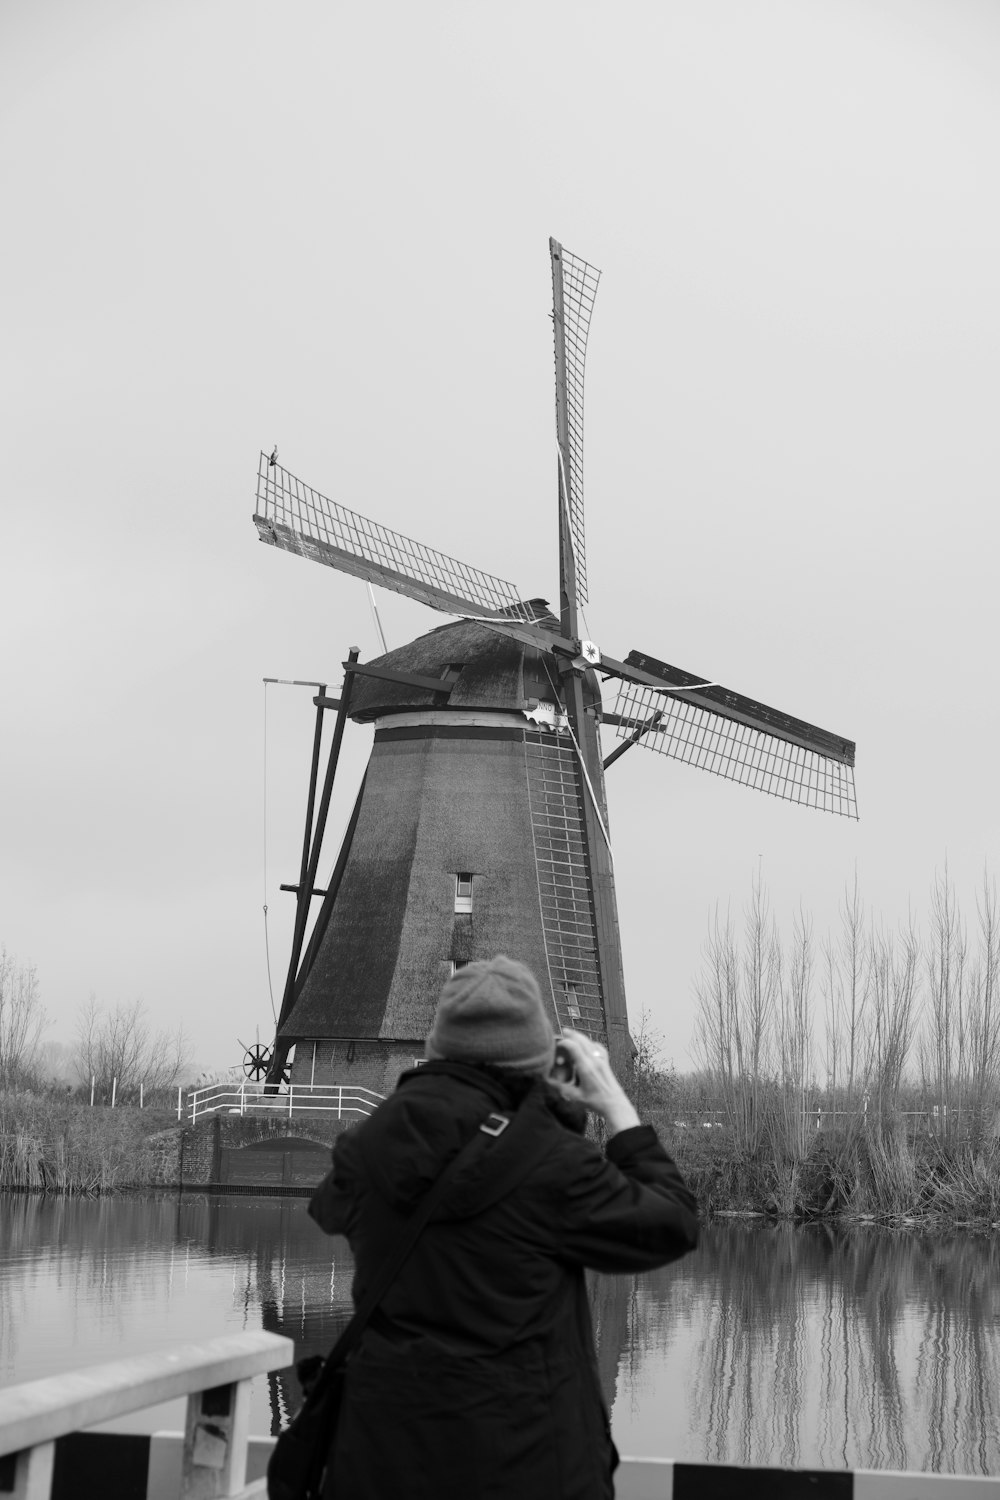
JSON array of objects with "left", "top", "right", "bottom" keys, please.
[{"left": 454, "top": 872, "right": 474, "bottom": 913}]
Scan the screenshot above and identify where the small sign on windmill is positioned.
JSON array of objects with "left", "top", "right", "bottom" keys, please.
[{"left": 253, "top": 239, "right": 856, "bottom": 1091}]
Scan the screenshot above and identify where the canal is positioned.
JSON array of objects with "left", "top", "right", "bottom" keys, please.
[{"left": 1, "top": 1192, "right": 998, "bottom": 1475}]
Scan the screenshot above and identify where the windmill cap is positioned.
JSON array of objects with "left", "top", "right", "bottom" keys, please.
[{"left": 425, "top": 956, "right": 556, "bottom": 1075}]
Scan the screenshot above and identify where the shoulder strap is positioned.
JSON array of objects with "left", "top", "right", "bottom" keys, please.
[{"left": 308, "top": 1095, "right": 552, "bottom": 1399}]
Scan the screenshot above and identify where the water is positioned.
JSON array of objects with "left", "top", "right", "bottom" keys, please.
[{"left": 1, "top": 1193, "right": 998, "bottom": 1475}]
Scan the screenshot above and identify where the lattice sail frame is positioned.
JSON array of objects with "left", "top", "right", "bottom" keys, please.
[
  {"left": 551, "top": 242, "right": 601, "bottom": 605},
  {"left": 524, "top": 728, "right": 606, "bottom": 1044},
  {"left": 255, "top": 452, "right": 527, "bottom": 619},
  {"left": 612, "top": 681, "right": 859, "bottom": 819}
]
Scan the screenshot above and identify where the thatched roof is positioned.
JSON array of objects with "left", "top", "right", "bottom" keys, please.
[
  {"left": 347, "top": 609, "right": 603, "bottom": 720},
  {"left": 280, "top": 722, "right": 553, "bottom": 1043}
]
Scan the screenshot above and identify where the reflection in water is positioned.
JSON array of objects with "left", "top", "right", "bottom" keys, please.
[
  {"left": 1, "top": 1195, "right": 998, "bottom": 1472},
  {"left": 615, "top": 1221, "right": 1000, "bottom": 1475},
  {"left": 0, "top": 1192, "right": 355, "bottom": 1436},
  {"left": 183, "top": 1194, "right": 356, "bottom": 1431}
]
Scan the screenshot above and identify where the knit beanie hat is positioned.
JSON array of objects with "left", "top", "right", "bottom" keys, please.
[{"left": 425, "top": 956, "right": 556, "bottom": 1075}]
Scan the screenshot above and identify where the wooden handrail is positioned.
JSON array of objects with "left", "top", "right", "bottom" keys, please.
[
  {"left": 0, "top": 1332, "right": 291, "bottom": 1457},
  {"left": 0, "top": 1331, "right": 292, "bottom": 1500},
  {"left": 2, "top": 1337, "right": 998, "bottom": 1500}
]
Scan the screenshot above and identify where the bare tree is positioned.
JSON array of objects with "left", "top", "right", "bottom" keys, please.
[
  {"left": 73, "top": 996, "right": 189, "bottom": 1103},
  {"left": 918, "top": 867, "right": 1000, "bottom": 1146},
  {"left": 865, "top": 919, "right": 920, "bottom": 1121},
  {"left": 695, "top": 876, "right": 781, "bottom": 1154},
  {"left": 838, "top": 875, "right": 871, "bottom": 1110},
  {"left": 694, "top": 907, "right": 738, "bottom": 1103},
  {"left": 969, "top": 872, "right": 1000, "bottom": 1137},
  {"left": 0, "top": 947, "right": 46, "bottom": 1087},
  {"left": 627, "top": 1006, "right": 676, "bottom": 1122},
  {"left": 778, "top": 909, "right": 814, "bottom": 1158},
  {"left": 921, "top": 865, "right": 965, "bottom": 1133}
]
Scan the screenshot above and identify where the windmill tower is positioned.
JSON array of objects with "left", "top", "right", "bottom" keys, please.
[{"left": 254, "top": 240, "right": 857, "bottom": 1092}]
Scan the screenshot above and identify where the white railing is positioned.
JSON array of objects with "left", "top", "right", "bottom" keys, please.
[
  {"left": 669, "top": 1107, "right": 986, "bottom": 1136},
  {"left": 187, "top": 1080, "right": 384, "bottom": 1125},
  {"left": 0, "top": 1330, "right": 292, "bottom": 1499}
]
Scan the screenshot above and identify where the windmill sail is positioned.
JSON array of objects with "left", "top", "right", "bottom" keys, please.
[
  {"left": 551, "top": 240, "right": 601, "bottom": 609},
  {"left": 524, "top": 727, "right": 607, "bottom": 1039},
  {"left": 254, "top": 451, "right": 526, "bottom": 619},
  {"left": 611, "top": 650, "right": 858, "bottom": 818}
]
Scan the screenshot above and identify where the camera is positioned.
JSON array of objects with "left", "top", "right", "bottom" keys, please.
[{"left": 551, "top": 1041, "right": 577, "bottom": 1084}]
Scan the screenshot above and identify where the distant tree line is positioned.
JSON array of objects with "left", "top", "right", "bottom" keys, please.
[{"left": 0, "top": 946, "right": 190, "bottom": 1106}]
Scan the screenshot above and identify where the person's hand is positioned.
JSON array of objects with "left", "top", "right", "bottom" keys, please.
[{"left": 551, "top": 1029, "right": 640, "bottom": 1137}]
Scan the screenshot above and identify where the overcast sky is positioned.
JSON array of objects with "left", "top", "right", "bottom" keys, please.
[{"left": 3, "top": 0, "right": 999, "bottom": 1075}]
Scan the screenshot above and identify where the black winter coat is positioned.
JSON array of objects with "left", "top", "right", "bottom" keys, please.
[{"left": 308, "top": 1061, "right": 699, "bottom": 1500}]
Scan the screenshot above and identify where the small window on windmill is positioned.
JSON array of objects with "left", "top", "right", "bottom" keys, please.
[{"left": 454, "top": 873, "right": 474, "bottom": 913}]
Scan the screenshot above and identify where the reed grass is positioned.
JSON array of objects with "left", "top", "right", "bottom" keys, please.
[
  {"left": 658, "top": 1116, "right": 1000, "bottom": 1224},
  {"left": 0, "top": 1091, "right": 179, "bottom": 1194},
  {"left": 650, "top": 868, "right": 1000, "bottom": 1223}
]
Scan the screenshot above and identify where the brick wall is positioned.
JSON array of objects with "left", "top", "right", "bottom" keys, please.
[{"left": 291, "top": 1038, "right": 422, "bottom": 1095}]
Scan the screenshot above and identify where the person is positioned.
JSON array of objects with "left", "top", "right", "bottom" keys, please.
[{"left": 308, "top": 955, "right": 699, "bottom": 1499}]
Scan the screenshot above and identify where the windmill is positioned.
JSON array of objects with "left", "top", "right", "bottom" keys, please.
[{"left": 253, "top": 239, "right": 856, "bottom": 1090}]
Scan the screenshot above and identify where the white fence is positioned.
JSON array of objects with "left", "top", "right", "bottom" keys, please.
[
  {"left": 187, "top": 1080, "right": 384, "bottom": 1125},
  {"left": 671, "top": 1107, "right": 982, "bottom": 1134}
]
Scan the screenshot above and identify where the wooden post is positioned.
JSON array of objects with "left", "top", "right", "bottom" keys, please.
[
  {"left": 111, "top": 1076, "right": 117, "bottom": 1109},
  {"left": 177, "top": 1086, "right": 182, "bottom": 1121},
  {"left": 294, "top": 685, "right": 328, "bottom": 930},
  {"left": 181, "top": 1377, "right": 253, "bottom": 1498},
  {"left": 0, "top": 1331, "right": 292, "bottom": 1500},
  {"left": 267, "top": 650, "right": 360, "bottom": 1089},
  {"left": 2, "top": 1441, "right": 55, "bottom": 1500}
]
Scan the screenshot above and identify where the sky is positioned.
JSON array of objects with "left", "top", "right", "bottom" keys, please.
[{"left": 2, "top": 0, "right": 999, "bottom": 1075}]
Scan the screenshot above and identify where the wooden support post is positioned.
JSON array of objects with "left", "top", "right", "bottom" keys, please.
[
  {"left": 603, "top": 709, "right": 664, "bottom": 771},
  {"left": 267, "top": 650, "right": 360, "bottom": 1089},
  {"left": 0, "top": 1331, "right": 292, "bottom": 1500},
  {"left": 181, "top": 1377, "right": 253, "bottom": 1498},
  {"left": 293, "top": 684, "right": 328, "bottom": 924},
  {"left": 0, "top": 1442, "right": 54, "bottom": 1500}
]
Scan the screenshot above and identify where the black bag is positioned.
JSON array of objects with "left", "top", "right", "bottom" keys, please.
[
  {"left": 267, "top": 1103, "right": 531, "bottom": 1500},
  {"left": 266, "top": 1361, "right": 345, "bottom": 1500}
]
